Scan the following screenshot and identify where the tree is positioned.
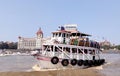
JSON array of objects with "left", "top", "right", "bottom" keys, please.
[
  {"left": 3, "top": 42, "right": 9, "bottom": 49},
  {"left": 0, "top": 41, "right": 17, "bottom": 49},
  {"left": 8, "top": 42, "right": 17, "bottom": 49},
  {"left": 115, "top": 45, "right": 120, "bottom": 50},
  {"left": 101, "top": 45, "right": 111, "bottom": 50}
]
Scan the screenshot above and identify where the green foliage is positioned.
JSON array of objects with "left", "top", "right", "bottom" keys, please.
[
  {"left": 0, "top": 41, "right": 17, "bottom": 49},
  {"left": 101, "top": 45, "right": 111, "bottom": 50},
  {"left": 115, "top": 45, "right": 120, "bottom": 50},
  {"left": 101, "top": 44, "right": 120, "bottom": 50}
]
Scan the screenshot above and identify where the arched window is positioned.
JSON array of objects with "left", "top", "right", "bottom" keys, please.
[{"left": 84, "top": 49, "right": 88, "bottom": 54}]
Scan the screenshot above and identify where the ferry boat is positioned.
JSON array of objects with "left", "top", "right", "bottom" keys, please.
[{"left": 32, "top": 24, "right": 105, "bottom": 69}]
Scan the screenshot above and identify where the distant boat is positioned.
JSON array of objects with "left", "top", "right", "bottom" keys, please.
[{"left": 32, "top": 24, "right": 105, "bottom": 69}]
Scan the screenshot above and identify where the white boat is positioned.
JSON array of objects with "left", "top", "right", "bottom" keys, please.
[{"left": 32, "top": 24, "right": 105, "bottom": 69}]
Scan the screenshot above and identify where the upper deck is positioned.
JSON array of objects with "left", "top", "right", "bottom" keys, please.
[{"left": 47, "top": 24, "right": 100, "bottom": 49}]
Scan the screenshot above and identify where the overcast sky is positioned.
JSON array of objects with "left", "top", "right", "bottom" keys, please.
[{"left": 0, "top": 0, "right": 120, "bottom": 44}]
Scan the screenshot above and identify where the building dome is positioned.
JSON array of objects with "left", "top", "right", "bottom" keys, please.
[
  {"left": 36, "top": 28, "right": 43, "bottom": 35},
  {"left": 18, "top": 36, "right": 22, "bottom": 39}
]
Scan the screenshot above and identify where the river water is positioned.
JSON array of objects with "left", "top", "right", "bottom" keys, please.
[
  {"left": 0, "top": 55, "right": 37, "bottom": 72},
  {"left": 100, "top": 54, "right": 120, "bottom": 76},
  {"left": 0, "top": 54, "right": 120, "bottom": 76}
]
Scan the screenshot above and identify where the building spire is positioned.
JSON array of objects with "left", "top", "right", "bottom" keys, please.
[
  {"left": 36, "top": 27, "right": 43, "bottom": 35},
  {"left": 39, "top": 27, "right": 41, "bottom": 31}
]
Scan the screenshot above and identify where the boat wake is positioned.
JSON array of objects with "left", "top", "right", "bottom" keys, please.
[
  {"left": 32, "top": 64, "right": 41, "bottom": 71},
  {"left": 32, "top": 63, "right": 107, "bottom": 71}
]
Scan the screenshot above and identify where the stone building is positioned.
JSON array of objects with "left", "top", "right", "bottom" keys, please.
[
  {"left": 100, "top": 40, "right": 111, "bottom": 46},
  {"left": 18, "top": 28, "right": 43, "bottom": 50}
]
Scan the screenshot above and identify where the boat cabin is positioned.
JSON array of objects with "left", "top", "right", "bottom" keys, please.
[{"left": 52, "top": 30, "right": 71, "bottom": 44}]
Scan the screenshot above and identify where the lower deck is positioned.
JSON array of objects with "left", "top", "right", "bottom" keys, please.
[{"left": 38, "top": 43, "right": 101, "bottom": 60}]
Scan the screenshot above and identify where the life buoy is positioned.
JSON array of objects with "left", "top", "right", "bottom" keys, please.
[
  {"left": 71, "top": 59, "right": 77, "bottom": 66},
  {"left": 96, "top": 60, "right": 100, "bottom": 65},
  {"left": 77, "top": 59, "right": 83, "bottom": 66},
  {"left": 92, "top": 60, "right": 94, "bottom": 66},
  {"left": 93, "top": 60, "right": 98, "bottom": 66},
  {"left": 61, "top": 59, "right": 69, "bottom": 66},
  {"left": 51, "top": 56, "right": 59, "bottom": 64},
  {"left": 83, "top": 60, "right": 88, "bottom": 66},
  {"left": 99, "top": 59, "right": 103, "bottom": 65},
  {"left": 99, "top": 59, "right": 102, "bottom": 65},
  {"left": 88, "top": 60, "right": 93, "bottom": 67},
  {"left": 101, "top": 59, "right": 105, "bottom": 64},
  {"left": 96, "top": 60, "right": 100, "bottom": 66}
]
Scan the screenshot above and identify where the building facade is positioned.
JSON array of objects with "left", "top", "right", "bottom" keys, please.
[
  {"left": 100, "top": 40, "right": 111, "bottom": 46},
  {"left": 18, "top": 28, "right": 43, "bottom": 50}
]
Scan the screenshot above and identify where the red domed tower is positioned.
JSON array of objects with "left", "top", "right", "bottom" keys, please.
[
  {"left": 36, "top": 28, "right": 43, "bottom": 49},
  {"left": 36, "top": 28, "right": 43, "bottom": 38}
]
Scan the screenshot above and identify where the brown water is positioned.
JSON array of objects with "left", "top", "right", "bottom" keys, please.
[{"left": 0, "top": 54, "right": 120, "bottom": 76}]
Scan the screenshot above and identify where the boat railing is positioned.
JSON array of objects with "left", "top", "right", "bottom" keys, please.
[
  {"left": 41, "top": 43, "right": 101, "bottom": 60},
  {"left": 55, "top": 45, "right": 71, "bottom": 59}
]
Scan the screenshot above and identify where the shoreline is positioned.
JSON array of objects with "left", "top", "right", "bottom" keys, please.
[{"left": 0, "top": 69, "right": 102, "bottom": 76}]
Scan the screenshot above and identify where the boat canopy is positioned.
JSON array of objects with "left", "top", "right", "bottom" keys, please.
[
  {"left": 52, "top": 30, "right": 71, "bottom": 38},
  {"left": 52, "top": 30, "right": 91, "bottom": 37},
  {"left": 71, "top": 31, "right": 91, "bottom": 37}
]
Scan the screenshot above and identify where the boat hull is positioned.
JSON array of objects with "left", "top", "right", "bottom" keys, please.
[{"left": 35, "top": 55, "right": 82, "bottom": 69}]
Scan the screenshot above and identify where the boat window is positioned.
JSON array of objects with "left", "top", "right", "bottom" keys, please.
[
  {"left": 43, "top": 45, "right": 47, "bottom": 50},
  {"left": 72, "top": 33, "right": 76, "bottom": 36},
  {"left": 84, "top": 49, "right": 88, "bottom": 54},
  {"left": 93, "top": 50, "right": 95, "bottom": 55},
  {"left": 62, "top": 33, "right": 65, "bottom": 37},
  {"left": 47, "top": 46, "right": 53, "bottom": 51},
  {"left": 65, "top": 47, "right": 70, "bottom": 53},
  {"left": 72, "top": 48, "right": 77, "bottom": 53},
  {"left": 55, "top": 46, "right": 58, "bottom": 52},
  {"left": 59, "top": 33, "right": 61, "bottom": 37},
  {"left": 89, "top": 50, "right": 92, "bottom": 54},
  {"left": 59, "top": 47, "right": 62, "bottom": 50},
  {"left": 55, "top": 46, "right": 62, "bottom": 52},
  {"left": 63, "top": 47, "right": 67, "bottom": 52},
  {"left": 51, "top": 46, "right": 53, "bottom": 51},
  {"left": 66, "top": 34, "right": 70, "bottom": 38},
  {"left": 47, "top": 47, "right": 50, "bottom": 51},
  {"left": 56, "top": 33, "right": 58, "bottom": 37},
  {"left": 78, "top": 49, "right": 83, "bottom": 54},
  {"left": 66, "top": 34, "right": 68, "bottom": 38},
  {"left": 77, "top": 33, "right": 80, "bottom": 36}
]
